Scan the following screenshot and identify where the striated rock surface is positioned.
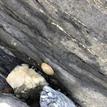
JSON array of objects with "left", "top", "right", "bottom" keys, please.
[
  {"left": 6, "top": 64, "right": 48, "bottom": 99},
  {"left": 0, "top": 0, "right": 107, "bottom": 107},
  {"left": 0, "top": 46, "right": 23, "bottom": 77}
]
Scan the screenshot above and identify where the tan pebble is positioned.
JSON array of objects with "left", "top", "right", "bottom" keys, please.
[{"left": 41, "top": 63, "right": 54, "bottom": 75}]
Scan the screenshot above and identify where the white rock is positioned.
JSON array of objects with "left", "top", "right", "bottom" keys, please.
[{"left": 6, "top": 64, "right": 47, "bottom": 98}]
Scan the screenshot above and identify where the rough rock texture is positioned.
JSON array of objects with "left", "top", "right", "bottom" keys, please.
[
  {"left": 0, "top": 93, "right": 29, "bottom": 107},
  {"left": 40, "top": 86, "right": 76, "bottom": 107},
  {"left": 6, "top": 64, "right": 47, "bottom": 99},
  {"left": 0, "top": 0, "right": 107, "bottom": 107}
]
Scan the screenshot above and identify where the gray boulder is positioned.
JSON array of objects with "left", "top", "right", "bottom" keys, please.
[{"left": 40, "top": 86, "right": 76, "bottom": 107}]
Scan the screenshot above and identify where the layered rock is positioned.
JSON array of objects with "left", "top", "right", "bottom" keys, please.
[{"left": 0, "top": 0, "right": 107, "bottom": 106}]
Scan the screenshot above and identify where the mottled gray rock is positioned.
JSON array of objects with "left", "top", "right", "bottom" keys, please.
[
  {"left": 40, "top": 86, "right": 76, "bottom": 107},
  {"left": 0, "top": 93, "right": 29, "bottom": 107}
]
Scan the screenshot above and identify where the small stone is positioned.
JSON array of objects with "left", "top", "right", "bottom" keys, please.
[
  {"left": 40, "top": 86, "right": 76, "bottom": 107},
  {"left": 0, "top": 93, "right": 29, "bottom": 107},
  {"left": 41, "top": 63, "right": 54, "bottom": 76},
  {"left": 6, "top": 64, "right": 48, "bottom": 99}
]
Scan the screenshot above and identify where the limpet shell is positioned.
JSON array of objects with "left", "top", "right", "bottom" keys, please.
[{"left": 41, "top": 63, "right": 54, "bottom": 76}]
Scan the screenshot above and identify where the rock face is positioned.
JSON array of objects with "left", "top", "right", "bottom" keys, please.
[
  {"left": 6, "top": 64, "right": 48, "bottom": 98},
  {"left": 40, "top": 86, "right": 76, "bottom": 107},
  {"left": 0, "top": 93, "right": 29, "bottom": 107},
  {"left": 0, "top": 46, "right": 23, "bottom": 77},
  {"left": 0, "top": 0, "right": 107, "bottom": 107}
]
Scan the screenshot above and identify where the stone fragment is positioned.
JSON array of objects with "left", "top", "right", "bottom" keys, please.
[{"left": 6, "top": 64, "right": 48, "bottom": 98}]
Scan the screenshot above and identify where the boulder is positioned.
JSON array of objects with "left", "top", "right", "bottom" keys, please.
[{"left": 40, "top": 86, "right": 76, "bottom": 107}]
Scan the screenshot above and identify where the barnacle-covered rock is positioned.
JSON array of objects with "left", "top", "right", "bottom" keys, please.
[
  {"left": 40, "top": 86, "right": 76, "bottom": 107},
  {"left": 6, "top": 64, "right": 48, "bottom": 99},
  {"left": 0, "top": 93, "right": 29, "bottom": 107}
]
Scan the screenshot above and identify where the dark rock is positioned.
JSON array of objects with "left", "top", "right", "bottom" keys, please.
[
  {"left": 0, "top": 74, "right": 13, "bottom": 93},
  {"left": 0, "top": 0, "right": 107, "bottom": 107},
  {"left": 0, "top": 46, "right": 23, "bottom": 77}
]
